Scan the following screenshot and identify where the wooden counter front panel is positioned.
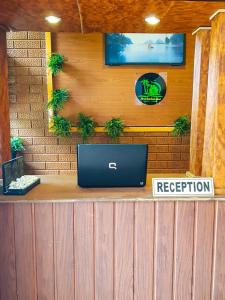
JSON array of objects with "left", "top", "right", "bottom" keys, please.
[{"left": 0, "top": 201, "right": 224, "bottom": 300}]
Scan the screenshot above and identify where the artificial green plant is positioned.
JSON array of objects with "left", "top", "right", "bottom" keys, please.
[
  {"left": 10, "top": 137, "right": 25, "bottom": 158},
  {"left": 48, "top": 89, "right": 69, "bottom": 111},
  {"left": 172, "top": 115, "right": 191, "bottom": 136},
  {"left": 48, "top": 53, "right": 65, "bottom": 76},
  {"left": 77, "top": 113, "right": 96, "bottom": 143},
  {"left": 104, "top": 117, "right": 125, "bottom": 143},
  {"left": 51, "top": 115, "right": 72, "bottom": 137}
]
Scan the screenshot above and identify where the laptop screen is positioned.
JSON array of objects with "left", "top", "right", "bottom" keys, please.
[{"left": 77, "top": 144, "right": 148, "bottom": 188}]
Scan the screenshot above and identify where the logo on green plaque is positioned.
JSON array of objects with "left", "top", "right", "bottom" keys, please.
[{"left": 135, "top": 73, "right": 166, "bottom": 105}]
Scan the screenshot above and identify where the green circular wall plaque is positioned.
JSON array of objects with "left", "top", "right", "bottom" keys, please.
[{"left": 135, "top": 73, "right": 167, "bottom": 105}]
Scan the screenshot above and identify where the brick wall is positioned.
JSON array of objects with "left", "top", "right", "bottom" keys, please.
[{"left": 7, "top": 31, "right": 190, "bottom": 175}]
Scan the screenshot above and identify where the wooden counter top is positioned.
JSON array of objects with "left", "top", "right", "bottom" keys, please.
[{"left": 0, "top": 174, "right": 223, "bottom": 203}]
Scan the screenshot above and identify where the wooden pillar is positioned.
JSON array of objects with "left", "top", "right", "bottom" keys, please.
[
  {"left": 189, "top": 28, "right": 211, "bottom": 176},
  {"left": 202, "top": 11, "right": 225, "bottom": 189},
  {"left": 0, "top": 28, "right": 10, "bottom": 176}
]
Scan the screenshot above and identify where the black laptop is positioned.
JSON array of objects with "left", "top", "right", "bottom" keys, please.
[{"left": 77, "top": 144, "right": 148, "bottom": 187}]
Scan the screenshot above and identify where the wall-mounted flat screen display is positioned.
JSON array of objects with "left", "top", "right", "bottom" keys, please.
[{"left": 105, "top": 33, "right": 185, "bottom": 66}]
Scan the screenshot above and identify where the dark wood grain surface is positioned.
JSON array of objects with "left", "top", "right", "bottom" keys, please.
[
  {"left": 1, "top": 1, "right": 225, "bottom": 32},
  {"left": 0, "top": 29, "right": 10, "bottom": 175},
  {"left": 0, "top": 201, "right": 225, "bottom": 299}
]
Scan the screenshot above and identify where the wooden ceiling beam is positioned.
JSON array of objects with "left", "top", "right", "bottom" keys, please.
[{"left": 76, "top": 0, "right": 84, "bottom": 33}]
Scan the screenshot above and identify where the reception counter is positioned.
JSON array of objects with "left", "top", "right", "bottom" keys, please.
[
  {"left": 0, "top": 174, "right": 225, "bottom": 299},
  {"left": 0, "top": 174, "right": 222, "bottom": 203}
]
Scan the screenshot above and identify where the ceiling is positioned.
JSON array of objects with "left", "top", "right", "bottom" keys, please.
[{"left": 0, "top": 0, "right": 225, "bottom": 33}]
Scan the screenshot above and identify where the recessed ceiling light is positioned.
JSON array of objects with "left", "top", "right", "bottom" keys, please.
[
  {"left": 45, "top": 16, "right": 61, "bottom": 24},
  {"left": 145, "top": 15, "right": 160, "bottom": 25}
]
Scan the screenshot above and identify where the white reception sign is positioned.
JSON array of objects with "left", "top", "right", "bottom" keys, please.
[{"left": 152, "top": 178, "right": 214, "bottom": 197}]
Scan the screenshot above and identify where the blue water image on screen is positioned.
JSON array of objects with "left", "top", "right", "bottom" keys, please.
[{"left": 105, "top": 33, "right": 185, "bottom": 65}]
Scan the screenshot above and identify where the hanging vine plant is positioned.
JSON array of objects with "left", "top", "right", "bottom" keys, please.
[
  {"left": 48, "top": 89, "right": 70, "bottom": 112},
  {"left": 48, "top": 52, "right": 65, "bottom": 76},
  {"left": 77, "top": 113, "right": 97, "bottom": 143},
  {"left": 51, "top": 114, "right": 72, "bottom": 137}
]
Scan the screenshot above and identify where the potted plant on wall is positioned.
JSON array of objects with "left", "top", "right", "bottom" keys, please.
[
  {"left": 51, "top": 115, "right": 72, "bottom": 137},
  {"left": 104, "top": 117, "right": 125, "bottom": 143},
  {"left": 77, "top": 113, "right": 97, "bottom": 143},
  {"left": 172, "top": 115, "right": 191, "bottom": 136},
  {"left": 10, "top": 137, "right": 25, "bottom": 159},
  {"left": 48, "top": 89, "right": 70, "bottom": 112},
  {"left": 48, "top": 53, "right": 65, "bottom": 76},
  {"left": 48, "top": 88, "right": 72, "bottom": 137}
]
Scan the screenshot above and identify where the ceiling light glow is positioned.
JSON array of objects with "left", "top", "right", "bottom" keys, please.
[
  {"left": 145, "top": 15, "right": 160, "bottom": 25},
  {"left": 45, "top": 16, "right": 61, "bottom": 24}
]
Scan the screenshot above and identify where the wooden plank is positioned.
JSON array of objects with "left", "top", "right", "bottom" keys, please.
[
  {"left": 134, "top": 202, "right": 154, "bottom": 300},
  {"left": 213, "top": 202, "right": 225, "bottom": 299},
  {"left": 155, "top": 202, "right": 174, "bottom": 300},
  {"left": 190, "top": 29, "right": 210, "bottom": 176},
  {"left": 173, "top": 202, "right": 194, "bottom": 300},
  {"left": 14, "top": 203, "right": 36, "bottom": 300},
  {"left": 74, "top": 203, "right": 94, "bottom": 300},
  {"left": 0, "top": 204, "right": 17, "bottom": 300},
  {"left": 95, "top": 202, "right": 114, "bottom": 300},
  {"left": 54, "top": 203, "right": 74, "bottom": 300},
  {"left": 202, "top": 13, "right": 225, "bottom": 188},
  {"left": 0, "top": 29, "right": 10, "bottom": 173},
  {"left": 114, "top": 202, "right": 134, "bottom": 300},
  {"left": 35, "top": 203, "right": 55, "bottom": 300},
  {"left": 192, "top": 201, "right": 214, "bottom": 300}
]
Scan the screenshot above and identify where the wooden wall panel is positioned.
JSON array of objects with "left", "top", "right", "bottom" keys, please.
[
  {"left": 0, "top": 29, "right": 10, "bottom": 174},
  {"left": 14, "top": 204, "right": 36, "bottom": 300},
  {"left": 213, "top": 202, "right": 225, "bottom": 299},
  {"left": 173, "top": 202, "right": 194, "bottom": 300},
  {"left": 155, "top": 202, "right": 174, "bottom": 300},
  {"left": 54, "top": 203, "right": 74, "bottom": 300},
  {"left": 134, "top": 202, "right": 154, "bottom": 300},
  {"left": 190, "top": 29, "right": 210, "bottom": 176},
  {"left": 202, "top": 13, "right": 225, "bottom": 188},
  {"left": 35, "top": 204, "right": 55, "bottom": 300},
  {"left": 74, "top": 203, "right": 94, "bottom": 300},
  {"left": 1, "top": 201, "right": 225, "bottom": 299},
  {"left": 114, "top": 203, "right": 134, "bottom": 300},
  {"left": 193, "top": 202, "right": 214, "bottom": 300},
  {"left": 95, "top": 203, "right": 114, "bottom": 300},
  {"left": 0, "top": 204, "right": 17, "bottom": 300},
  {"left": 52, "top": 33, "right": 194, "bottom": 126}
]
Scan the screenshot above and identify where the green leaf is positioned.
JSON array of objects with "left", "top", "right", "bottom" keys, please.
[
  {"left": 104, "top": 117, "right": 125, "bottom": 143},
  {"left": 10, "top": 137, "right": 25, "bottom": 152},
  {"left": 48, "top": 89, "right": 70, "bottom": 112},
  {"left": 172, "top": 115, "right": 191, "bottom": 136},
  {"left": 48, "top": 53, "right": 65, "bottom": 76},
  {"left": 51, "top": 115, "right": 72, "bottom": 137},
  {"left": 77, "top": 113, "right": 97, "bottom": 143}
]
